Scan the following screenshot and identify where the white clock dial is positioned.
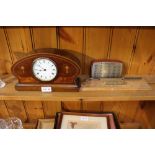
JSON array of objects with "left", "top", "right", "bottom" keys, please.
[{"left": 32, "top": 58, "right": 57, "bottom": 81}]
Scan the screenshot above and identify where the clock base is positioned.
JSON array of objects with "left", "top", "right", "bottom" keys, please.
[{"left": 15, "top": 83, "right": 79, "bottom": 92}]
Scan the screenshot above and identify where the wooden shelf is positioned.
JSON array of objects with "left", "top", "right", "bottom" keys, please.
[
  {"left": 1, "top": 75, "right": 155, "bottom": 102},
  {"left": 23, "top": 121, "right": 142, "bottom": 129}
]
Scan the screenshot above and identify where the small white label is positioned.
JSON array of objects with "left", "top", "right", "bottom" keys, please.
[
  {"left": 80, "top": 116, "right": 88, "bottom": 121},
  {"left": 41, "top": 87, "right": 52, "bottom": 93}
]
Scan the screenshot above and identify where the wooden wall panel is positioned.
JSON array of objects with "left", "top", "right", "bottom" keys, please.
[
  {"left": 117, "top": 102, "right": 139, "bottom": 123},
  {"left": 42, "top": 101, "right": 61, "bottom": 118},
  {"left": 141, "top": 102, "right": 155, "bottom": 128},
  {"left": 31, "top": 27, "right": 57, "bottom": 49},
  {"left": 83, "top": 101, "right": 102, "bottom": 112},
  {"left": 24, "top": 101, "right": 44, "bottom": 122},
  {"left": 5, "top": 27, "right": 32, "bottom": 53},
  {"left": 133, "top": 103, "right": 151, "bottom": 129},
  {"left": 109, "top": 27, "right": 137, "bottom": 73},
  {"left": 129, "top": 27, "right": 155, "bottom": 75},
  {"left": 5, "top": 101, "right": 27, "bottom": 122},
  {"left": 0, "top": 27, "right": 12, "bottom": 74},
  {"left": 0, "top": 101, "right": 9, "bottom": 118},
  {"left": 103, "top": 101, "right": 141, "bottom": 125},
  {"left": 62, "top": 101, "right": 81, "bottom": 112},
  {"left": 59, "top": 27, "right": 83, "bottom": 52},
  {"left": 85, "top": 27, "right": 111, "bottom": 74}
]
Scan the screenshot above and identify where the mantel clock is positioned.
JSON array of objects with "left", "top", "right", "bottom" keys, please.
[{"left": 11, "top": 48, "right": 81, "bottom": 92}]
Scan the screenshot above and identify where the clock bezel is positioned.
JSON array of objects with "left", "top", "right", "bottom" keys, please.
[{"left": 32, "top": 57, "right": 58, "bottom": 82}]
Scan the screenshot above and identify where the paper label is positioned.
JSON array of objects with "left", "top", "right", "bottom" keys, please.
[
  {"left": 41, "top": 87, "right": 52, "bottom": 92},
  {"left": 80, "top": 116, "right": 89, "bottom": 121}
]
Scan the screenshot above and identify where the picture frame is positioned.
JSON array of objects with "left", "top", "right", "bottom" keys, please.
[
  {"left": 37, "top": 119, "right": 55, "bottom": 129},
  {"left": 54, "top": 112, "right": 120, "bottom": 129}
]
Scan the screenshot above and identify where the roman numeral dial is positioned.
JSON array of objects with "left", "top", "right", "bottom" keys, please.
[{"left": 32, "top": 58, "right": 57, "bottom": 81}]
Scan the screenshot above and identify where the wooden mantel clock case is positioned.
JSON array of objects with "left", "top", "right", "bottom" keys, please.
[{"left": 11, "top": 49, "right": 81, "bottom": 92}]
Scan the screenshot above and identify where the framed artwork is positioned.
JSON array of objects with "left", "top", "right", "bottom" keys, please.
[
  {"left": 37, "top": 119, "right": 55, "bottom": 129},
  {"left": 54, "top": 112, "right": 119, "bottom": 129}
]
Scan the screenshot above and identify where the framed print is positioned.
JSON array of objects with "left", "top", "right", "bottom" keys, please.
[
  {"left": 54, "top": 112, "right": 119, "bottom": 129},
  {"left": 37, "top": 119, "right": 55, "bottom": 129}
]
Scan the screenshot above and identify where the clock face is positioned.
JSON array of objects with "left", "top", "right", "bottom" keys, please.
[{"left": 32, "top": 58, "right": 57, "bottom": 81}]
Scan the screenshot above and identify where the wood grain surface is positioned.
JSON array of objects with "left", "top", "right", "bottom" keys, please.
[
  {"left": 31, "top": 27, "right": 57, "bottom": 49},
  {"left": 0, "top": 27, "right": 13, "bottom": 74},
  {"left": 0, "top": 27, "right": 155, "bottom": 128}
]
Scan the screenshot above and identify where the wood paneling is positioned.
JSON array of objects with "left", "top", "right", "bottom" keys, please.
[
  {"left": 0, "top": 28, "right": 12, "bottom": 74},
  {"left": 4, "top": 27, "right": 32, "bottom": 63},
  {"left": 31, "top": 27, "right": 57, "bottom": 49},
  {"left": 103, "top": 101, "right": 139, "bottom": 122},
  {"left": 133, "top": 103, "right": 151, "bottom": 129},
  {"left": 85, "top": 27, "right": 111, "bottom": 74},
  {"left": 0, "top": 26, "right": 155, "bottom": 128},
  {"left": 59, "top": 27, "right": 83, "bottom": 52},
  {"left": 129, "top": 28, "right": 155, "bottom": 75},
  {"left": 142, "top": 102, "right": 155, "bottom": 128},
  {"left": 117, "top": 102, "right": 139, "bottom": 123},
  {"left": 83, "top": 101, "right": 102, "bottom": 112},
  {"left": 109, "top": 27, "right": 137, "bottom": 73},
  {"left": 24, "top": 101, "right": 44, "bottom": 122},
  {"left": 5, "top": 27, "right": 32, "bottom": 53},
  {"left": 62, "top": 101, "right": 81, "bottom": 112},
  {"left": 5, "top": 101, "right": 27, "bottom": 122},
  {"left": 43, "top": 101, "right": 61, "bottom": 118},
  {"left": 0, "top": 101, "right": 9, "bottom": 118},
  {"left": 85, "top": 27, "right": 110, "bottom": 58}
]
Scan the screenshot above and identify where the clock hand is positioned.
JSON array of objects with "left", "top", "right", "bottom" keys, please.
[
  {"left": 37, "top": 65, "right": 45, "bottom": 70},
  {"left": 34, "top": 69, "right": 44, "bottom": 71}
]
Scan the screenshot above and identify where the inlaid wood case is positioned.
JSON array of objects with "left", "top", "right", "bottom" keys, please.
[{"left": 11, "top": 48, "right": 81, "bottom": 91}]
